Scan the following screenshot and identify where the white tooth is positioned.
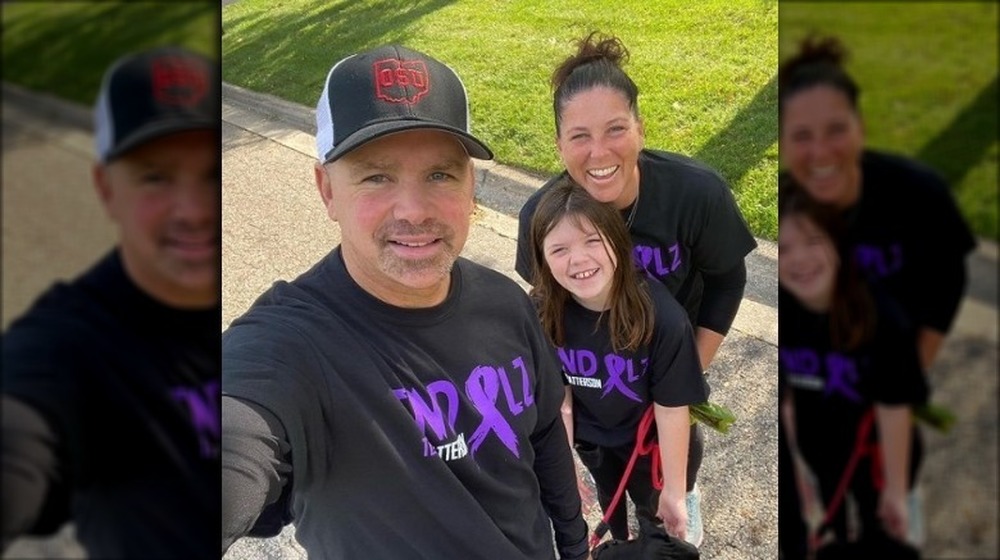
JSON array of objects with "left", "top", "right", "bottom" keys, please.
[
  {"left": 588, "top": 165, "right": 617, "bottom": 178},
  {"left": 398, "top": 240, "right": 429, "bottom": 247}
]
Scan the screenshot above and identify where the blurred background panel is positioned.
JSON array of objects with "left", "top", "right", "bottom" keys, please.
[
  {"left": 2, "top": 1, "right": 218, "bottom": 329},
  {"left": 1, "top": 2, "right": 218, "bottom": 556},
  {"left": 779, "top": 1, "right": 997, "bottom": 241},
  {"left": 779, "top": 3, "right": 998, "bottom": 559}
]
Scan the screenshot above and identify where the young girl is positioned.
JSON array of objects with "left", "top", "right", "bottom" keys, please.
[
  {"left": 529, "top": 176, "right": 708, "bottom": 545},
  {"left": 777, "top": 178, "right": 927, "bottom": 555}
]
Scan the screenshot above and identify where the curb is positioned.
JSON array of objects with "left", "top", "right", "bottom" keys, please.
[{"left": 220, "top": 81, "right": 781, "bottom": 252}]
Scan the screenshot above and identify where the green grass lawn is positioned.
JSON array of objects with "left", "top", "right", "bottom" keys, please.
[
  {"left": 2, "top": 2, "right": 217, "bottom": 107},
  {"left": 780, "top": 2, "right": 998, "bottom": 240},
  {"left": 223, "top": 0, "right": 779, "bottom": 240}
]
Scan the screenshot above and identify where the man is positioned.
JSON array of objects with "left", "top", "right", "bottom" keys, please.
[
  {"left": 1, "top": 46, "right": 220, "bottom": 559},
  {"left": 220, "top": 45, "right": 590, "bottom": 559}
]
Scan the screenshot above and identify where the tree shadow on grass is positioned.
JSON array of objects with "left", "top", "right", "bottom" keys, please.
[
  {"left": 694, "top": 73, "right": 778, "bottom": 193},
  {"left": 2, "top": 3, "right": 216, "bottom": 106},
  {"left": 916, "top": 74, "right": 998, "bottom": 190},
  {"left": 222, "top": 0, "right": 455, "bottom": 107}
]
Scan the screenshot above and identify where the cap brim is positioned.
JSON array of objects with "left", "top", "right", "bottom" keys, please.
[
  {"left": 322, "top": 120, "right": 494, "bottom": 164},
  {"left": 102, "top": 118, "right": 217, "bottom": 162}
]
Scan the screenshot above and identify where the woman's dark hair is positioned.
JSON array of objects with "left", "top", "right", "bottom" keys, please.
[
  {"left": 779, "top": 175, "right": 875, "bottom": 351},
  {"left": 529, "top": 175, "right": 653, "bottom": 353},
  {"left": 778, "top": 35, "right": 861, "bottom": 123},
  {"left": 550, "top": 31, "right": 640, "bottom": 135}
]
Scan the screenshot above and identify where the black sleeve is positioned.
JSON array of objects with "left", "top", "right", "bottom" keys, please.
[
  {"left": 221, "top": 396, "right": 292, "bottom": 555},
  {"left": 1, "top": 396, "right": 70, "bottom": 549},
  {"left": 696, "top": 259, "right": 747, "bottom": 335},
  {"left": 530, "top": 416, "right": 589, "bottom": 560},
  {"left": 649, "top": 284, "right": 711, "bottom": 406},
  {"left": 920, "top": 250, "right": 970, "bottom": 334},
  {"left": 870, "top": 296, "right": 930, "bottom": 406},
  {"left": 527, "top": 323, "right": 589, "bottom": 560}
]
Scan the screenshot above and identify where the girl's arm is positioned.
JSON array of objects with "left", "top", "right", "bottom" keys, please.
[
  {"left": 875, "top": 403, "right": 912, "bottom": 541},
  {"left": 560, "top": 386, "right": 574, "bottom": 452},
  {"left": 654, "top": 403, "right": 690, "bottom": 540}
]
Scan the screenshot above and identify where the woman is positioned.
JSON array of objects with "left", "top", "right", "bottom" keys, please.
[
  {"left": 777, "top": 34, "right": 976, "bottom": 371},
  {"left": 778, "top": 179, "right": 926, "bottom": 556},
  {"left": 529, "top": 176, "right": 708, "bottom": 545},
  {"left": 515, "top": 32, "right": 757, "bottom": 547}
]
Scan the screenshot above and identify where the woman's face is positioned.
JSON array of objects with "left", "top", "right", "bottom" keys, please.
[
  {"left": 780, "top": 84, "right": 865, "bottom": 209},
  {"left": 778, "top": 213, "right": 838, "bottom": 312},
  {"left": 542, "top": 214, "right": 618, "bottom": 312},
  {"left": 556, "top": 86, "right": 644, "bottom": 210}
]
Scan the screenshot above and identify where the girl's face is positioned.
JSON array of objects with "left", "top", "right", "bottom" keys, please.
[
  {"left": 779, "top": 84, "right": 865, "bottom": 209},
  {"left": 777, "top": 213, "right": 838, "bottom": 312},
  {"left": 556, "top": 87, "right": 644, "bottom": 210},
  {"left": 542, "top": 214, "right": 618, "bottom": 312}
]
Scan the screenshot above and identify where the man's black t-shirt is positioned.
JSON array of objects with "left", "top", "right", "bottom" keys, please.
[
  {"left": 222, "top": 248, "right": 588, "bottom": 559},
  {"left": 2, "top": 249, "right": 219, "bottom": 559}
]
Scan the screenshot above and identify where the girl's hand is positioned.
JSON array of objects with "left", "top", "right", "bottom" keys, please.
[
  {"left": 656, "top": 492, "right": 687, "bottom": 542},
  {"left": 878, "top": 487, "right": 908, "bottom": 541}
]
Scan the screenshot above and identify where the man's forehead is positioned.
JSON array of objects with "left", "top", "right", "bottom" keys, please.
[{"left": 337, "top": 130, "right": 471, "bottom": 170}]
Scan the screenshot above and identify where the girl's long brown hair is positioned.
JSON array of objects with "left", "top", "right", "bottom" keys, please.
[{"left": 529, "top": 176, "right": 653, "bottom": 353}]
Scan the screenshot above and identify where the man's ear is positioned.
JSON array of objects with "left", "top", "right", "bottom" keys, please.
[
  {"left": 92, "top": 163, "right": 115, "bottom": 219},
  {"left": 314, "top": 162, "right": 338, "bottom": 222}
]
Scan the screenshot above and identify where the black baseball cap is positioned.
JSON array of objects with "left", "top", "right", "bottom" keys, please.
[
  {"left": 315, "top": 45, "right": 493, "bottom": 164},
  {"left": 94, "top": 46, "right": 218, "bottom": 163}
]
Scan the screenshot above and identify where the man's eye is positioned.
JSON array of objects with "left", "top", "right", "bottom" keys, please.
[
  {"left": 142, "top": 173, "right": 168, "bottom": 184},
  {"left": 429, "top": 171, "right": 454, "bottom": 181},
  {"left": 362, "top": 174, "right": 390, "bottom": 184}
]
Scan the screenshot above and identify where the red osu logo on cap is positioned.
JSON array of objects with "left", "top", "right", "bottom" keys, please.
[
  {"left": 151, "top": 56, "right": 208, "bottom": 107},
  {"left": 373, "top": 59, "right": 430, "bottom": 105}
]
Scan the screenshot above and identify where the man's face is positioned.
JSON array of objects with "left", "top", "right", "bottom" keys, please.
[
  {"left": 317, "top": 129, "right": 475, "bottom": 307},
  {"left": 95, "top": 129, "right": 219, "bottom": 308}
]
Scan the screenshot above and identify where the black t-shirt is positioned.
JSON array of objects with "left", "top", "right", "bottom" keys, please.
[
  {"left": 559, "top": 280, "right": 708, "bottom": 447},
  {"left": 222, "top": 248, "right": 588, "bottom": 559},
  {"left": 2, "top": 249, "right": 220, "bottom": 559},
  {"left": 839, "top": 150, "right": 975, "bottom": 333},
  {"left": 517, "top": 149, "right": 757, "bottom": 329},
  {"left": 778, "top": 287, "right": 928, "bottom": 470}
]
